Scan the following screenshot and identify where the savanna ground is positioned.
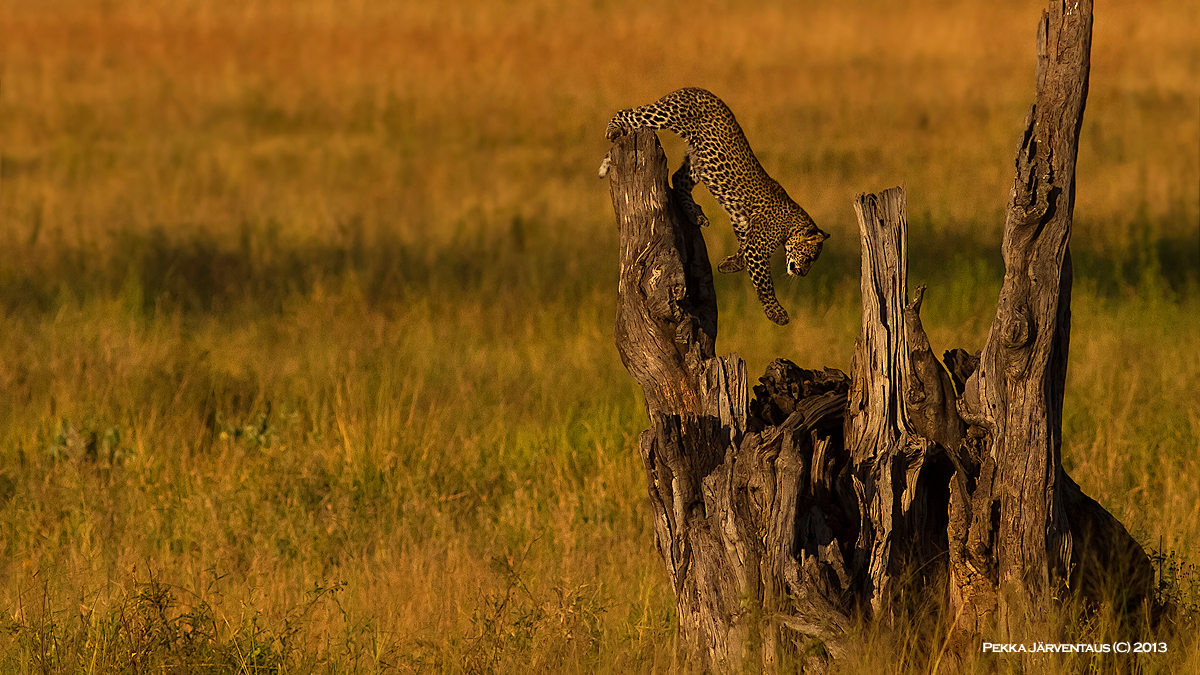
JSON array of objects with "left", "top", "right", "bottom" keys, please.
[{"left": 0, "top": 0, "right": 1196, "bottom": 672}]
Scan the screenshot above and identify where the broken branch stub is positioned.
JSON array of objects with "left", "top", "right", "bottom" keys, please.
[{"left": 845, "top": 188, "right": 959, "bottom": 620}]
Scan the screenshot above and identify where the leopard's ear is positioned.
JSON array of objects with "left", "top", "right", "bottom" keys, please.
[{"left": 816, "top": 229, "right": 830, "bottom": 242}]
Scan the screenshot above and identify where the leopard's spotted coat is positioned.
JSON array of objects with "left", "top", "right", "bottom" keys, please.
[{"left": 603, "top": 87, "right": 828, "bottom": 326}]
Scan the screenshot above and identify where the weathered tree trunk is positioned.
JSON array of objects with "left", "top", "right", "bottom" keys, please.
[
  {"left": 947, "top": 0, "right": 1151, "bottom": 644},
  {"left": 605, "top": 1, "right": 1153, "bottom": 671}
]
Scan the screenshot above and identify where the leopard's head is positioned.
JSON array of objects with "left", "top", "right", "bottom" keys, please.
[{"left": 785, "top": 227, "right": 829, "bottom": 277}]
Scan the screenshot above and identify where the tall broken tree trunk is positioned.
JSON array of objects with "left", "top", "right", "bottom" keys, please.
[
  {"left": 605, "top": 1, "right": 1153, "bottom": 671},
  {"left": 947, "top": 0, "right": 1151, "bottom": 642}
]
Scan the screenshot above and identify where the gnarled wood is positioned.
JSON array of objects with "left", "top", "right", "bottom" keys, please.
[{"left": 610, "top": 131, "right": 717, "bottom": 418}]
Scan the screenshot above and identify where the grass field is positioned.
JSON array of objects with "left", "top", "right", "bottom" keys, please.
[{"left": 0, "top": 0, "right": 1197, "bottom": 672}]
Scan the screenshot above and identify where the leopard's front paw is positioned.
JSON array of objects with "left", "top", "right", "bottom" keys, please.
[
  {"left": 717, "top": 255, "right": 746, "bottom": 274},
  {"left": 765, "top": 304, "right": 790, "bottom": 326}
]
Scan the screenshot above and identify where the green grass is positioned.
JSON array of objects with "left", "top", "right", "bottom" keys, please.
[{"left": 0, "top": 212, "right": 1195, "bottom": 673}]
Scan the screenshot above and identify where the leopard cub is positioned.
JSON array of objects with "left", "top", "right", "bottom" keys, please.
[{"left": 603, "top": 87, "right": 828, "bottom": 326}]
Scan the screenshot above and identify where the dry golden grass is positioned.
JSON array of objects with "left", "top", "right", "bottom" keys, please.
[{"left": 0, "top": 0, "right": 1196, "bottom": 672}]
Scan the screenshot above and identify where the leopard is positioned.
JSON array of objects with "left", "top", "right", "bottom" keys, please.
[{"left": 600, "top": 87, "right": 828, "bottom": 326}]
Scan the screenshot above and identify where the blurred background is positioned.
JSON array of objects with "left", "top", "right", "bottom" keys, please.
[{"left": 0, "top": 0, "right": 1196, "bottom": 671}]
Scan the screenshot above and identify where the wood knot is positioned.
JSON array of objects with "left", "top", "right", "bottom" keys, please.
[
  {"left": 905, "top": 380, "right": 927, "bottom": 405},
  {"left": 1002, "top": 306, "right": 1035, "bottom": 350}
]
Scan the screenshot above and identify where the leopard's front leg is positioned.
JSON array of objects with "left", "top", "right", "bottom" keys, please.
[
  {"left": 744, "top": 231, "right": 789, "bottom": 326},
  {"left": 717, "top": 214, "right": 751, "bottom": 273},
  {"left": 717, "top": 247, "right": 746, "bottom": 274}
]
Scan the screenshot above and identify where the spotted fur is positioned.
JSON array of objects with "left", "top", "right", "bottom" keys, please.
[{"left": 603, "top": 87, "right": 828, "bottom": 326}]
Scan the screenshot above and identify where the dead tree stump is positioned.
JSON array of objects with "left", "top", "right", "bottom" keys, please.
[{"left": 605, "top": 1, "right": 1153, "bottom": 672}]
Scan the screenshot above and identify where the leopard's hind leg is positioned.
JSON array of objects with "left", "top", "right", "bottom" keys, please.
[
  {"left": 606, "top": 103, "right": 670, "bottom": 140},
  {"left": 605, "top": 91, "right": 695, "bottom": 140},
  {"left": 671, "top": 151, "right": 710, "bottom": 228},
  {"left": 717, "top": 249, "right": 747, "bottom": 274}
]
